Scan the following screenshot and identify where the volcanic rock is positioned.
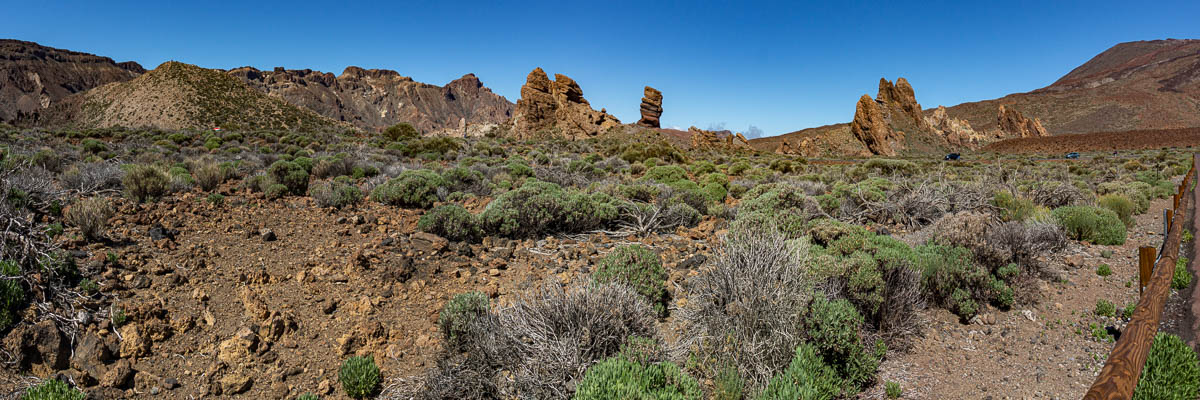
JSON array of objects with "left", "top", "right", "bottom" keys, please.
[
  {"left": 510, "top": 68, "right": 622, "bottom": 139},
  {"left": 997, "top": 105, "right": 1048, "bottom": 138},
  {"left": 877, "top": 77, "right": 925, "bottom": 126},
  {"left": 688, "top": 126, "right": 751, "bottom": 150},
  {"left": 926, "top": 105, "right": 984, "bottom": 147},
  {"left": 849, "top": 94, "right": 901, "bottom": 156},
  {"left": 637, "top": 86, "right": 663, "bottom": 128}
]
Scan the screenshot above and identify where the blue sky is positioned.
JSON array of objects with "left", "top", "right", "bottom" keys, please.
[{"left": 5, "top": 1, "right": 1200, "bottom": 137}]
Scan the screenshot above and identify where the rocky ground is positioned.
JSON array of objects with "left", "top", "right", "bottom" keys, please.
[
  {"left": 867, "top": 196, "right": 1190, "bottom": 399},
  {"left": 1, "top": 180, "right": 1194, "bottom": 399}
]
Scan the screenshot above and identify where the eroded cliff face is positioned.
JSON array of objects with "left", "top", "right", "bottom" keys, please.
[
  {"left": 0, "top": 39, "right": 144, "bottom": 122},
  {"left": 509, "top": 68, "right": 621, "bottom": 139},
  {"left": 230, "top": 66, "right": 512, "bottom": 133},
  {"left": 688, "top": 126, "right": 751, "bottom": 150}
]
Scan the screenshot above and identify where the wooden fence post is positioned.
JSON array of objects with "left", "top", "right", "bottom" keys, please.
[{"left": 1138, "top": 246, "right": 1155, "bottom": 294}]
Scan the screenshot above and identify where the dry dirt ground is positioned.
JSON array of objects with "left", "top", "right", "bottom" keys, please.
[
  {"left": 0, "top": 183, "right": 1191, "bottom": 399},
  {"left": 865, "top": 196, "right": 1180, "bottom": 399}
]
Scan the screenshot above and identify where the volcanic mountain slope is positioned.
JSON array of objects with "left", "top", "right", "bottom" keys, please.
[
  {"left": 943, "top": 39, "right": 1200, "bottom": 135},
  {"left": 0, "top": 39, "right": 144, "bottom": 122},
  {"left": 230, "top": 66, "right": 513, "bottom": 133},
  {"left": 45, "top": 61, "right": 344, "bottom": 131}
]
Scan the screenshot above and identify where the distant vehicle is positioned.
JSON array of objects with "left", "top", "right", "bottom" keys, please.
[
  {"left": 944, "top": 153, "right": 961, "bottom": 161},
  {"left": 1065, "top": 152, "right": 1080, "bottom": 159}
]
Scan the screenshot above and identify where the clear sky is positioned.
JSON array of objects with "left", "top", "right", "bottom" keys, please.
[{"left": 5, "top": 0, "right": 1200, "bottom": 137}]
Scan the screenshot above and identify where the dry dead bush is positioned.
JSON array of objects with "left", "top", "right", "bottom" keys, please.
[
  {"left": 678, "top": 220, "right": 812, "bottom": 391},
  {"left": 878, "top": 264, "right": 925, "bottom": 349},
  {"left": 193, "top": 162, "right": 224, "bottom": 191},
  {"left": 1030, "top": 182, "right": 1090, "bottom": 208},
  {"left": 64, "top": 197, "right": 115, "bottom": 240},
  {"left": 922, "top": 212, "right": 1066, "bottom": 276},
  {"left": 60, "top": 161, "right": 124, "bottom": 194},
  {"left": 405, "top": 283, "right": 656, "bottom": 400}
]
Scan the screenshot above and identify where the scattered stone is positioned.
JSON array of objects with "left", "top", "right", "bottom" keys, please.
[
  {"left": 148, "top": 224, "right": 177, "bottom": 241},
  {"left": 217, "top": 327, "right": 259, "bottom": 367},
  {"left": 218, "top": 373, "right": 253, "bottom": 395},
  {"left": 260, "top": 228, "right": 277, "bottom": 242},
  {"left": 101, "top": 359, "right": 135, "bottom": 389}
]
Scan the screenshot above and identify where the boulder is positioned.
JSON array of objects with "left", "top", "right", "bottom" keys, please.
[{"left": 637, "top": 86, "right": 663, "bottom": 128}]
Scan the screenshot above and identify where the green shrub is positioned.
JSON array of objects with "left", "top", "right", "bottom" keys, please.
[
  {"left": 757, "top": 344, "right": 840, "bottom": 400},
  {"left": 20, "top": 379, "right": 85, "bottom": 400},
  {"left": 296, "top": 394, "right": 319, "bottom": 400},
  {"left": 574, "top": 356, "right": 701, "bottom": 400},
  {"left": 418, "top": 205, "right": 481, "bottom": 242},
  {"left": 264, "top": 184, "right": 289, "bottom": 200},
  {"left": 438, "top": 292, "right": 489, "bottom": 349},
  {"left": 310, "top": 181, "right": 363, "bottom": 209},
  {"left": 1174, "top": 256, "right": 1192, "bottom": 290},
  {"left": 339, "top": 356, "right": 381, "bottom": 399},
  {"left": 0, "top": 261, "right": 24, "bottom": 331},
  {"left": 383, "top": 122, "right": 420, "bottom": 141},
  {"left": 194, "top": 162, "right": 225, "bottom": 191},
  {"left": 713, "top": 366, "right": 744, "bottom": 400},
  {"left": 268, "top": 160, "right": 309, "bottom": 196},
  {"left": 479, "top": 180, "right": 618, "bottom": 238},
  {"left": 803, "top": 297, "right": 886, "bottom": 394},
  {"left": 206, "top": 193, "right": 225, "bottom": 206},
  {"left": 644, "top": 165, "right": 688, "bottom": 184},
  {"left": 371, "top": 169, "right": 445, "bottom": 209},
  {"left": 507, "top": 161, "right": 534, "bottom": 178},
  {"left": 1132, "top": 333, "right": 1200, "bottom": 400},
  {"left": 916, "top": 244, "right": 988, "bottom": 319},
  {"left": 592, "top": 245, "right": 668, "bottom": 316},
  {"left": 886, "top": 381, "right": 902, "bottom": 398},
  {"left": 1095, "top": 299, "right": 1116, "bottom": 317},
  {"left": 1052, "top": 206, "right": 1126, "bottom": 245},
  {"left": 81, "top": 139, "right": 107, "bottom": 154},
  {"left": 1098, "top": 194, "right": 1135, "bottom": 227},
  {"left": 993, "top": 191, "right": 1034, "bottom": 222},
  {"left": 1097, "top": 264, "right": 1113, "bottom": 277},
  {"left": 123, "top": 164, "right": 169, "bottom": 202}
]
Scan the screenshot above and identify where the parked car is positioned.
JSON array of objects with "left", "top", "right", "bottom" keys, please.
[
  {"left": 1065, "top": 152, "right": 1080, "bottom": 159},
  {"left": 944, "top": 153, "right": 961, "bottom": 161}
]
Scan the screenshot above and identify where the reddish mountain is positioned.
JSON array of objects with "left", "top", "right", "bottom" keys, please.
[
  {"left": 942, "top": 39, "right": 1200, "bottom": 135},
  {"left": 0, "top": 39, "right": 144, "bottom": 122},
  {"left": 230, "top": 66, "right": 513, "bottom": 133}
]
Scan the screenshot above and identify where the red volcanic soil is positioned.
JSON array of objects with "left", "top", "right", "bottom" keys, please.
[{"left": 982, "top": 127, "right": 1200, "bottom": 154}]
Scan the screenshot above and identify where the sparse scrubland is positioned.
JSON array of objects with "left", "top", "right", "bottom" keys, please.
[{"left": 0, "top": 123, "right": 1197, "bottom": 399}]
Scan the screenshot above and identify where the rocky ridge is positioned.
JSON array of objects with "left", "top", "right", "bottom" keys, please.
[
  {"left": 230, "top": 66, "right": 513, "bottom": 133},
  {"left": 0, "top": 39, "right": 144, "bottom": 122}
]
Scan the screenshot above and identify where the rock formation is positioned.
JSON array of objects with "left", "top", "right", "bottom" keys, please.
[
  {"left": 1, "top": 39, "right": 144, "bottom": 122},
  {"left": 230, "top": 67, "right": 512, "bottom": 133},
  {"left": 689, "top": 126, "right": 751, "bottom": 150},
  {"left": 926, "top": 105, "right": 984, "bottom": 147},
  {"left": 997, "top": 105, "right": 1048, "bottom": 138},
  {"left": 510, "top": 68, "right": 621, "bottom": 139},
  {"left": 877, "top": 77, "right": 926, "bottom": 126},
  {"left": 849, "top": 94, "right": 903, "bottom": 156},
  {"left": 637, "top": 86, "right": 663, "bottom": 128},
  {"left": 774, "top": 137, "right": 818, "bottom": 156}
]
